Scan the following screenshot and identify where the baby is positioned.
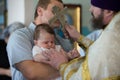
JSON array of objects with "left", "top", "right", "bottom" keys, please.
[{"left": 32, "top": 23, "right": 80, "bottom": 80}]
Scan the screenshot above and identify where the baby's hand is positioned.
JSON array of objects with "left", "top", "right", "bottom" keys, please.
[{"left": 67, "top": 48, "right": 80, "bottom": 60}]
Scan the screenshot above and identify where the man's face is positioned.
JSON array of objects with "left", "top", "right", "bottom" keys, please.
[
  {"left": 42, "top": 0, "right": 64, "bottom": 28},
  {"left": 89, "top": 5, "right": 106, "bottom": 29}
]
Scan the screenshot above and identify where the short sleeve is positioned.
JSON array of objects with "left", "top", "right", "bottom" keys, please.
[{"left": 7, "top": 29, "right": 33, "bottom": 68}]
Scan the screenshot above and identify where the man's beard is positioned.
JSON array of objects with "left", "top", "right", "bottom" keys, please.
[{"left": 90, "top": 13, "right": 106, "bottom": 29}]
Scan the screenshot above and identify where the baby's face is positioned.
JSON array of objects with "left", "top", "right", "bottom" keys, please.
[{"left": 35, "top": 31, "right": 55, "bottom": 49}]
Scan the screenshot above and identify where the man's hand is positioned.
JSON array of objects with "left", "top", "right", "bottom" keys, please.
[
  {"left": 41, "top": 48, "right": 68, "bottom": 70},
  {"left": 67, "top": 48, "right": 80, "bottom": 60}
]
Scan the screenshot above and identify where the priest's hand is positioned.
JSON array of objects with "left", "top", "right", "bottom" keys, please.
[{"left": 64, "top": 24, "right": 80, "bottom": 41}]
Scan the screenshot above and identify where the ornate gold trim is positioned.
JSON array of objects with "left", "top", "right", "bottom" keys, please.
[
  {"left": 60, "top": 57, "right": 85, "bottom": 80},
  {"left": 103, "top": 76, "right": 120, "bottom": 80},
  {"left": 77, "top": 36, "right": 93, "bottom": 51},
  {"left": 66, "top": 68, "right": 78, "bottom": 80},
  {"left": 82, "top": 50, "right": 91, "bottom": 80}
]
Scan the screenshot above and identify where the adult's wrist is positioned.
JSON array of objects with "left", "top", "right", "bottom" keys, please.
[
  {"left": 76, "top": 35, "right": 82, "bottom": 43},
  {"left": 5, "top": 69, "right": 11, "bottom": 77}
]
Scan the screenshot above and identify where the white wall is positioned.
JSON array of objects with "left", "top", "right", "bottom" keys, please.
[
  {"left": 24, "top": 0, "right": 36, "bottom": 26},
  {"left": 7, "top": 0, "right": 36, "bottom": 26},
  {"left": 8, "top": 0, "right": 25, "bottom": 25}
]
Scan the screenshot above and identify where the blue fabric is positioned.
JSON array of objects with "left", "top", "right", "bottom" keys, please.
[
  {"left": 54, "top": 27, "right": 65, "bottom": 38},
  {"left": 79, "top": 29, "right": 103, "bottom": 56},
  {"left": 87, "top": 29, "right": 103, "bottom": 41}
]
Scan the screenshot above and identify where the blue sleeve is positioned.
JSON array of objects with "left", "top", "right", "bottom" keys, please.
[
  {"left": 86, "top": 29, "right": 103, "bottom": 41},
  {"left": 7, "top": 29, "right": 33, "bottom": 67},
  {"left": 79, "top": 29, "right": 103, "bottom": 56}
]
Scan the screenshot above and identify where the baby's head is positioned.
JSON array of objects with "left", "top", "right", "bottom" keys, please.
[{"left": 34, "top": 23, "right": 55, "bottom": 49}]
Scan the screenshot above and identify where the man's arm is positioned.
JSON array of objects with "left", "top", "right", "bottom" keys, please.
[
  {"left": 0, "top": 68, "right": 11, "bottom": 77},
  {"left": 15, "top": 60, "right": 59, "bottom": 80}
]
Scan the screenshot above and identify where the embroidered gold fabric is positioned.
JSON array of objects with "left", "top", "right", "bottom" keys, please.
[
  {"left": 59, "top": 57, "right": 85, "bottom": 80},
  {"left": 77, "top": 35, "right": 93, "bottom": 51},
  {"left": 82, "top": 52, "right": 91, "bottom": 80},
  {"left": 103, "top": 76, "right": 120, "bottom": 80}
]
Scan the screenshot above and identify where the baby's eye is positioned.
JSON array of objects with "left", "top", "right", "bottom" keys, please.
[
  {"left": 51, "top": 41, "right": 53, "bottom": 43},
  {"left": 44, "top": 42, "right": 48, "bottom": 44},
  {"left": 51, "top": 41, "right": 55, "bottom": 44}
]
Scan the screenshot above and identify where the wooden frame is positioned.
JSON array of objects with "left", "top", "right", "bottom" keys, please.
[
  {"left": 64, "top": 4, "right": 81, "bottom": 50},
  {"left": 64, "top": 4, "right": 81, "bottom": 33}
]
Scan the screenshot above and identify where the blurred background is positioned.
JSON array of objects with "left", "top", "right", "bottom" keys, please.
[{"left": 0, "top": 0, "right": 94, "bottom": 37}]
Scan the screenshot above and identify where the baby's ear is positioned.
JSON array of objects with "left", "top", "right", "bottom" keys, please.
[{"left": 34, "top": 40, "right": 37, "bottom": 45}]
